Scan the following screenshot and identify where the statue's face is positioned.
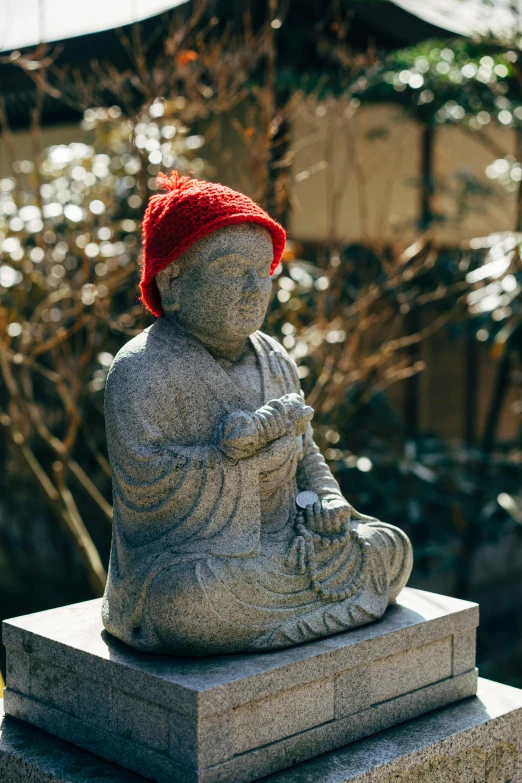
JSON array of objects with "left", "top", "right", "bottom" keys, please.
[{"left": 156, "top": 223, "right": 274, "bottom": 345}]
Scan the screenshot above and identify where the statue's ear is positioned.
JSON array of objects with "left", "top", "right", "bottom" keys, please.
[
  {"left": 168, "top": 264, "right": 181, "bottom": 312},
  {"left": 169, "top": 263, "right": 180, "bottom": 287},
  {"left": 156, "top": 263, "right": 181, "bottom": 313}
]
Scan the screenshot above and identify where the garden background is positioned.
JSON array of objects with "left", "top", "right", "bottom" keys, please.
[{"left": 1, "top": 0, "right": 522, "bottom": 693}]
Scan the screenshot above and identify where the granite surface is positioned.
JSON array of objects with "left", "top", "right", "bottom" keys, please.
[
  {"left": 262, "top": 677, "right": 522, "bottom": 783},
  {"left": 3, "top": 588, "right": 478, "bottom": 713},
  {"left": 1, "top": 678, "right": 520, "bottom": 783},
  {"left": 3, "top": 588, "right": 479, "bottom": 783},
  {"left": 102, "top": 222, "right": 413, "bottom": 655}
]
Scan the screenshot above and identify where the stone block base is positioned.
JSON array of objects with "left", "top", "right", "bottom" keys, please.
[
  {"left": 2, "top": 588, "right": 479, "bottom": 783},
  {"left": 1, "top": 679, "right": 521, "bottom": 782}
]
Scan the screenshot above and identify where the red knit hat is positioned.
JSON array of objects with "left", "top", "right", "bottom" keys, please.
[{"left": 139, "top": 172, "right": 287, "bottom": 317}]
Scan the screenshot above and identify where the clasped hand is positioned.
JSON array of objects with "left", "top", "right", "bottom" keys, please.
[{"left": 215, "top": 393, "right": 313, "bottom": 461}]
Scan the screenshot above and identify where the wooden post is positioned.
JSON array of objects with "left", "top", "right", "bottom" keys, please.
[
  {"left": 405, "top": 123, "right": 435, "bottom": 434},
  {"left": 419, "top": 123, "right": 435, "bottom": 232},
  {"left": 464, "top": 336, "right": 479, "bottom": 445}
]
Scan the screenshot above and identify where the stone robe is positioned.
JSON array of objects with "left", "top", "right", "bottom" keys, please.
[{"left": 102, "top": 318, "right": 412, "bottom": 654}]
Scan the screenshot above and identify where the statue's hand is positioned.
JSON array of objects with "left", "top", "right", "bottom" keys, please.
[
  {"left": 216, "top": 394, "right": 313, "bottom": 460},
  {"left": 303, "top": 498, "right": 351, "bottom": 534},
  {"left": 215, "top": 411, "right": 262, "bottom": 460},
  {"left": 256, "top": 393, "right": 314, "bottom": 442},
  {"left": 216, "top": 394, "right": 313, "bottom": 461},
  {"left": 282, "top": 393, "right": 315, "bottom": 437}
]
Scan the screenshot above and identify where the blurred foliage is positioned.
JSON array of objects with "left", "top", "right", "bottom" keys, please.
[
  {"left": 268, "top": 240, "right": 522, "bottom": 685},
  {"left": 362, "top": 39, "right": 520, "bottom": 126},
  {"left": 0, "top": 105, "right": 202, "bottom": 341},
  {"left": 0, "top": 106, "right": 209, "bottom": 593},
  {"left": 267, "top": 240, "right": 522, "bottom": 561}
]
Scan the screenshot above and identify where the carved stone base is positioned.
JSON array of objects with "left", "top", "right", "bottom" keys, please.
[
  {"left": 1, "top": 679, "right": 521, "bottom": 782},
  {"left": 2, "top": 588, "right": 479, "bottom": 783}
]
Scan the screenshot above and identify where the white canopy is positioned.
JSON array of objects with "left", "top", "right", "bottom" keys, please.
[
  {"left": 0, "top": 0, "right": 189, "bottom": 53},
  {"left": 391, "top": 0, "right": 522, "bottom": 40},
  {"left": 2, "top": 0, "right": 519, "bottom": 56}
]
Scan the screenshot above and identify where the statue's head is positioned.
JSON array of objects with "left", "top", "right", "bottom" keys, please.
[
  {"left": 139, "top": 173, "right": 286, "bottom": 348},
  {"left": 155, "top": 223, "right": 273, "bottom": 343}
]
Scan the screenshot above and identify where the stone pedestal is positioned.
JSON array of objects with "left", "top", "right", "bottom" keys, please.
[
  {"left": 2, "top": 588, "right": 478, "bottom": 783},
  {"left": 1, "top": 678, "right": 521, "bottom": 782}
]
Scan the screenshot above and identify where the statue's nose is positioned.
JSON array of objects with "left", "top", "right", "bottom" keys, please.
[{"left": 243, "top": 271, "right": 261, "bottom": 294}]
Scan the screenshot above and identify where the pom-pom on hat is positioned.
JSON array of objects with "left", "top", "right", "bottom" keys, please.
[{"left": 139, "top": 172, "right": 287, "bottom": 317}]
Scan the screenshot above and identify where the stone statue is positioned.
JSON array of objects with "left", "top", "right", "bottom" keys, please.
[{"left": 102, "top": 173, "right": 412, "bottom": 655}]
